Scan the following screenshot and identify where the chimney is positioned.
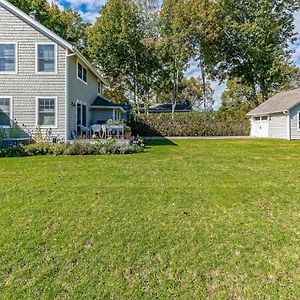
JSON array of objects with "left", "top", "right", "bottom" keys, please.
[{"left": 29, "top": 10, "right": 37, "bottom": 20}]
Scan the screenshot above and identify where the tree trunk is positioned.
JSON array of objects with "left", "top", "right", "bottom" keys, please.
[
  {"left": 172, "top": 56, "right": 179, "bottom": 119},
  {"left": 251, "top": 84, "right": 259, "bottom": 107},
  {"left": 198, "top": 51, "right": 207, "bottom": 111},
  {"left": 259, "top": 77, "right": 269, "bottom": 102},
  {"left": 134, "top": 58, "right": 140, "bottom": 115}
]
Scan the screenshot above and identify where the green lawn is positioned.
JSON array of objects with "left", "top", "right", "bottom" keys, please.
[{"left": 1, "top": 139, "right": 300, "bottom": 299}]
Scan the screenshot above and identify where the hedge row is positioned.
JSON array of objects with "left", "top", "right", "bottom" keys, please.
[{"left": 129, "top": 112, "right": 250, "bottom": 137}]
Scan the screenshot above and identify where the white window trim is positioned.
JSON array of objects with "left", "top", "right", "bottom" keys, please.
[
  {"left": 0, "top": 96, "right": 13, "bottom": 128},
  {"left": 77, "top": 59, "right": 88, "bottom": 85},
  {"left": 35, "top": 96, "right": 58, "bottom": 128},
  {"left": 35, "top": 42, "right": 57, "bottom": 75},
  {"left": 0, "top": 42, "right": 18, "bottom": 75},
  {"left": 97, "top": 81, "right": 102, "bottom": 95},
  {"left": 76, "top": 100, "right": 88, "bottom": 127},
  {"left": 297, "top": 111, "right": 300, "bottom": 131}
]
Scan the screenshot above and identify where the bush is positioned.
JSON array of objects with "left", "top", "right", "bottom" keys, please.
[
  {"left": 129, "top": 111, "right": 250, "bottom": 137},
  {"left": 64, "top": 140, "right": 143, "bottom": 156},
  {"left": 63, "top": 142, "right": 96, "bottom": 156},
  {"left": 0, "top": 139, "right": 144, "bottom": 158},
  {"left": 0, "top": 147, "right": 26, "bottom": 157},
  {"left": 23, "top": 143, "right": 51, "bottom": 156}
]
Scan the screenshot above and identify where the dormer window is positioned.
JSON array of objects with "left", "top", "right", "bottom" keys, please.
[
  {"left": 0, "top": 43, "right": 17, "bottom": 74},
  {"left": 36, "top": 43, "right": 57, "bottom": 74},
  {"left": 77, "top": 61, "right": 87, "bottom": 84}
]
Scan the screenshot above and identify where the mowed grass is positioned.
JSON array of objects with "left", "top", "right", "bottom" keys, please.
[{"left": 1, "top": 139, "right": 300, "bottom": 299}]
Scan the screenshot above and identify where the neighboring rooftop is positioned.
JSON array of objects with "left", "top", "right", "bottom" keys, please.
[
  {"left": 141, "top": 103, "right": 192, "bottom": 113},
  {"left": 247, "top": 88, "right": 300, "bottom": 116}
]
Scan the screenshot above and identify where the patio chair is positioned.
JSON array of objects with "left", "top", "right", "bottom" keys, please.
[{"left": 78, "top": 125, "right": 91, "bottom": 138}]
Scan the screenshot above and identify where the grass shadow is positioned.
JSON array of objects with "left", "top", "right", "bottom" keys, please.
[{"left": 144, "top": 138, "right": 178, "bottom": 147}]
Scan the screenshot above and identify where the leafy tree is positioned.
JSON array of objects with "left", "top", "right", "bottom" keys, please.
[
  {"left": 182, "top": 77, "right": 215, "bottom": 111},
  {"left": 88, "top": 0, "right": 147, "bottom": 112},
  {"left": 8, "top": 0, "right": 88, "bottom": 50},
  {"left": 187, "top": 0, "right": 220, "bottom": 110},
  {"left": 159, "top": 0, "right": 192, "bottom": 117},
  {"left": 197, "top": 0, "right": 300, "bottom": 106},
  {"left": 220, "top": 79, "right": 256, "bottom": 113}
]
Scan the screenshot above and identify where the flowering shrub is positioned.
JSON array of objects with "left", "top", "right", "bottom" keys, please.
[{"left": 0, "top": 139, "right": 144, "bottom": 158}]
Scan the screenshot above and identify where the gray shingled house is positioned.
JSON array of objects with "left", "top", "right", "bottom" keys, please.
[
  {"left": 247, "top": 88, "right": 300, "bottom": 140},
  {"left": 0, "top": 0, "right": 125, "bottom": 141}
]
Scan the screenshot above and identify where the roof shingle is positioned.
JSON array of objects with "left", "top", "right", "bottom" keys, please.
[{"left": 247, "top": 88, "right": 300, "bottom": 116}]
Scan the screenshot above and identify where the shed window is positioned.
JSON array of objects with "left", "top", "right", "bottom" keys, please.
[
  {"left": 261, "top": 116, "right": 268, "bottom": 121},
  {"left": 37, "top": 44, "right": 56, "bottom": 73},
  {"left": 77, "top": 62, "right": 87, "bottom": 83},
  {"left": 254, "top": 117, "right": 260, "bottom": 121},
  {"left": 0, "top": 44, "right": 16, "bottom": 73},
  {"left": 0, "top": 97, "right": 11, "bottom": 126},
  {"left": 37, "top": 97, "right": 56, "bottom": 127}
]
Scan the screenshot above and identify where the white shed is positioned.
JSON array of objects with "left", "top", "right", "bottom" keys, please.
[{"left": 247, "top": 88, "right": 300, "bottom": 140}]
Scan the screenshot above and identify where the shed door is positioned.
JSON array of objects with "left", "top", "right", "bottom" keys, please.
[{"left": 252, "top": 116, "right": 269, "bottom": 137}]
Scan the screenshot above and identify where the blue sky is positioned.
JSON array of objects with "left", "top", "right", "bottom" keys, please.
[{"left": 51, "top": 0, "right": 300, "bottom": 106}]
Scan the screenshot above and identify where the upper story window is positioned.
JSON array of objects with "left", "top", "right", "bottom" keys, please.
[
  {"left": 0, "top": 97, "right": 12, "bottom": 127},
  {"left": 36, "top": 43, "right": 57, "bottom": 74},
  {"left": 97, "top": 81, "right": 102, "bottom": 95},
  {"left": 77, "top": 61, "right": 87, "bottom": 84},
  {"left": 36, "top": 97, "right": 57, "bottom": 128},
  {"left": 0, "top": 44, "right": 17, "bottom": 74}
]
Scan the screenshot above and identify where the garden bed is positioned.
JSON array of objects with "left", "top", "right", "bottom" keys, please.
[{"left": 0, "top": 139, "right": 144, "bottom": 157}]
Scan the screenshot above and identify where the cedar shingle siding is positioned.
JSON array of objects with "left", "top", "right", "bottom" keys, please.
[{"left": 0, "top": 4, "right": 66, "bottom": 139}]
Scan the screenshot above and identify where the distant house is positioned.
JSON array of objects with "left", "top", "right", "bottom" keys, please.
[
  {"left": 0, "top": 0, "right": 124, "bottom": 141},
  {"left": 247, "top": 88, "right": 300, "bottom": 140},
  {"left": 141, "top": 103, "right": 192, "bottom": 114}
]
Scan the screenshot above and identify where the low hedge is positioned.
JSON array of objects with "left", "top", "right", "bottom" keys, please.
[{"left": 129, "top": 111, "right": 250, "bottom": 137}]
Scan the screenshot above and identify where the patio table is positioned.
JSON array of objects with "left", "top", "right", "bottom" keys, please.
[{"left": 91, "top": 124, "right": 124, "bottom": 139}]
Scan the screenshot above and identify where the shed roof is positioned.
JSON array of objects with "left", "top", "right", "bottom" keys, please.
[
  {"left": 247, "top": 88, "right": 300, "bottom": 116},
  {"left": 91, "top": 96, "right": 126, "bottom": 112}
]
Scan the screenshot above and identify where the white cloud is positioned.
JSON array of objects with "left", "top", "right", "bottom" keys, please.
[
  {"left": 80, "top": 11, "right": 99, "bottom": 23},
  {"left": 63, "top": 0, "right": 106, "bottom": 11}
]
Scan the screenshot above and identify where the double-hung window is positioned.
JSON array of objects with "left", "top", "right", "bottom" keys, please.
[
  {"left": 77, "top": 61, "right": 87, "bottom": 83},
  {"left": 0, "top": 97, "right": 12, "bottom": 127},
  {"left": 36, "top": 97, "right": 57, "bottom": 127},
  {"left": 0, "top": 43, "right": 17, "bottom": 73},
  {"left": 36, "top": 43, "right": 56, "bottom": 74}
]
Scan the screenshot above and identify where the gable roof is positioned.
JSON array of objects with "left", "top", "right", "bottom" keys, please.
[
  {"left": 0, "top": 0, "right": 107, "bottom": 86},
  {"left": 91, "top": 96, "right": 126, "bottom": 112},
  {"left": 247, "top": 88, "right": 300, "bottom": 116}
]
